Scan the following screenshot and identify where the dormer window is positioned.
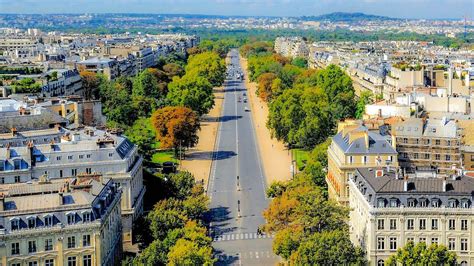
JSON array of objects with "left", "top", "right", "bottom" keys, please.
[
  {"left": 377, "top": 198, "right": 386, "bottom": 208},
  {"left": 44, "top": 214, "right": 53, "bottom": 227},
  {"left": 407, "top": 198, "right": 417, "bottom": 207},
  {"left": 66, "top": 212, "right": 76, "bottom": 225},
  {"left": 82, "top": 212, "right": 91, "bottom": 223},
  {"left": 461, "top": 199, "right": 470, "bottom": 208},
  {"left": 390, "top": 198, "right": 399, "bottom": 207},
  {"left": 419, "top": 198, "right": 428, "bottom": 207},
  {"left": 448, "top": 199, "right": 457, "bottom": 208},
  {"left": 27, "top": 216, "right": 36, "bottom": 228},
  {"left": 432, "top": 198, "right": 440, "bottom": 207},
  {"left": 10, "top": 218, "right": 20, "bottom": 230}
]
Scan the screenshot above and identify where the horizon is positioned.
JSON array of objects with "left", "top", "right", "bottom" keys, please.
[{"left": 0, "top": 0, "right": 472, "bottom": 20}]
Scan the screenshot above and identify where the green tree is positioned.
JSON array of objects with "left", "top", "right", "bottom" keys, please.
[
  {"left": 273, "top": 227, "right": 304, "bottom": 260},
  {"left": 167, "top": 239, "right": 215, "bottom": 266},
  {"left": 169, "top": 171, "right": 196, "bottom": 200},
  {"left": 185, "top": 51, "right": 226, "bottom": 86},
  {"left": 292, "top": 57, "right": 308, "bottom": 68},
  {"left": 167, "top": 73, "right": 214, "bottom": 116},
  {"left": 290, "top": 230, "right": 366, "bottom": 265},
  {"left": 133, "top": 68, "right": 161, "bottom": 99},
  {"left": 147, "top": 199, "right": 187, "bottom": 240},
  {"left": 386, "top": 241, "right": 457, "bottom": 266},
  {"left": 355, "top": 91, "right": 374, "bottom": 119},
  {"left": 125, "top": 118, "right": 156, "bottom": 160},
  {"left": 134, "top": 239, "right": 168, "bottom": 266}
]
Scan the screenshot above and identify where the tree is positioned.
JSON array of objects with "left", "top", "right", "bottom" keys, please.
[
  {"left": 257, "top": 72, "right": 278, "bottom": 101},
  {"left": 303, "top": 139, "right": 331, "bottom": 189},
  {"left": 163, "top": 63, "right": 185, "bottom": 80},
  {"left": 355, "top": 91, "right": 374, "bottom": 119},
  {"left": 273, "top": 227, "right": 303, "bottom": 260},
  {"left": 148, "top": 199, "right": 188, "bottom": 240},
  {"left": 132, "top": 68, "right": 161, "bottom": 99},
  {"left": 185, "top": 51, "right": 226, "bottom": 87},
  {"left": 101, "top": 80, "right": 136, "bottom": 126},
  {"left": 169, "top": 171, "right": 196, "bottom": 200},
  {"left": 151, "top": 106, "right": 200, "bottom": 155},
  {"left": 290, "top": 230, "right": 366, "bottom": 265},
  {"left": 134, "top": 239, "right": 168, "bottom": 266},
  {"left": 167, "top": 239, "right": 215, "bottom": 266},
  {"left": 292, "top": 57, "right": 308, "bottom": 68},
  {"left": 125, "top": 118, "right": 156, "bottom": 161},
  {"left": 80, "top": 71, "right": 101, "bottom": 100},
  {"left": 182, "top": 186, "right": 209, "bottom": 220},
  {"left": 386, "top": 241, "right": 457, "bottom": 266},
  {"left": 167, "top": 74, "right": 214, "bottom": 116}
]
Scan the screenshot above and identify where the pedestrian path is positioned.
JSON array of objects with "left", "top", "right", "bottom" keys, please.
[
  {"left": 212, "top": 232, "right": 274, "bottom": 242},
  {"left": 214, "top": 250, "right": 279, "bottom": 261}
]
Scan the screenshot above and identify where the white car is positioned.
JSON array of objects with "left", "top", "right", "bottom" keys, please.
[{"left": 244, "top": 107, "right": 249, "bottom": 112}]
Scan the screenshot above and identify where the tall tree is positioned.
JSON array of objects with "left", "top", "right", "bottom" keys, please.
[
  {"left": 257, "top": 72, "right": 278, "bottom": 101},
  {"left": 167, "top": 73, "right": 214, "bottom": 116},
  {"left": 185, "top": 51, "right": 226, "bottom": 86},
  {"left": 355, "top": 90, "right": 374, "bottom": 119},
  {"left": 151, "top": 106, "right": 200, "bottom": 154},
  {"left": 386, "top": 241, "right": 457, "bottom": 266},
  {"left": 80, "top": 71, "right": 100, "bottom": 100},
  {"left": 132, "top": 68, "right": 161, "bottom": 99}
]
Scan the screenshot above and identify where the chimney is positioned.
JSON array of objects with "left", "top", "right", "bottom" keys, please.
[
  {"left": 10, "top": 127, "right": 17, "bottom": 137},
  {"left": 403, "top": 175, "right": 408, "bottom": 191},
  {"left": 0, "top": 194, "right": 4, "bottom": 211},
  {"left": 442, "top": 177, "right": 447, "bottom": 192},
  {"left": 58, "top": 191, "right": 64, "bottom": 205}
]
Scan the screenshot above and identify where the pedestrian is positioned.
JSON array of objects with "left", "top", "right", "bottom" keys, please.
[{"left": 257, "top": 228, "right": 261, "bottom": 235}]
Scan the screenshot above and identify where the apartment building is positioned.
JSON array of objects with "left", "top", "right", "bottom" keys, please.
[
  {"left": 76, "top": 58, "right": 119, "bottom": 80},
  {"left": 0, "top": 175, "right": 122, "bottom": 266},
  {"left": 391, "top": 118, "right": 462, "bottom": 173},
  {"left": 0, "top": 126, "right": 144, "bottom": 243},
  {"left": 274, "top": 37, "right": 309, "bottom": 59},
  {"left": 326, "top": 120, "right": 398, "bottom": 205},
  {"left": 40, "top": 69, "right": 82, "bottom": 97},
  {"left": 349, "top": 167, "right": 474, "bottom": 266}
]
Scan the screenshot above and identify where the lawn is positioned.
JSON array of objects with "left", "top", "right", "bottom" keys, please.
[
  {"left": 292, "top": 149, "right": 310, "bottom": 171},
  {"left": 152, "top": 150, "right": 178, "bottom": 164}
]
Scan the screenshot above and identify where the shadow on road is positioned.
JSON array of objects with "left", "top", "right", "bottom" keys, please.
[
  {"left": 213, "top": 249, "right": 239, "bottom": 265},
  {"left": 184, "top": 150, "right": 236, "bottom": 161}
]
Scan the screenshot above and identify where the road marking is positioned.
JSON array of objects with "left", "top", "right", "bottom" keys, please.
[
  {"left": 212, "top": 233, "right": 273, "bottom": 242},
  {"left": 255, "top": 252, "right": 259, "bottom": 259}
]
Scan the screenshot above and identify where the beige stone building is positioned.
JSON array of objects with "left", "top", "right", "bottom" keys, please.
[
  {"left": 326, "top": 120, "right": 398, "bottom": 205},
  {"left": 349, "top": 168, "right": 474, "bottom": 266},
  {"left": 0, "top": 175, "right": 122, "bottom": 266}
]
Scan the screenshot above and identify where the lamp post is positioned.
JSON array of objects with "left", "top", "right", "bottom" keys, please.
[
  {"left": 237, "top": 175, "right": 240, "bottom": 191},
  {"left": 237, "top": 200, "right": 241, "bottom": 218}
]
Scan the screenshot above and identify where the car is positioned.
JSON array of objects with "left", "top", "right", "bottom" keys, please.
[
  {"left": 243, "top": 92, "right": 246, "bottom": 96},
  {"left": 243, "top": 99, "right": 247, "bottom": 103},
  {"left": 244, "top": 107, "right": 249, "bottom": 112}
]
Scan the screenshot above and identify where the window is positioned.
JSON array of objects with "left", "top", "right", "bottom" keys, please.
[
  {"left": 419, "top": 237, "right": 426, "bottom": 244},
  {"left": 28, "top": 240, "right": 36, "bottom": 253},
  {"left": 390, "top": 219, "right": 397, "bottom": 230},
  {"left": 407, "top": 198, "right": 416, "bottom": 207},
  {"left": 432, "top": 199, "right": 440, "bottom": 207},
  {"left": 349, "top": 156, "right": 353, "bottom": 164},
  {"left": 414, "top": 153, "right": 419, "bottom": 159},
  {"left": 390, "top": 199, "right": 398, "bottom": 207},
  {"left": 448, "top": 238, "right": 455, "bottom": 250},
  {"left": 461, "top": 219, "right": 468, "bottom": 230},
  {"left": 420, "top": 199, "right": 428, "bottom": 207},
  {"left": 67, "top": 213, "right": 75, "bottom": 225},
  {"left": 45, "top": 238, "right": 53, "bottom": 251},
  {"left": 446, "top": 155, "right": 451, "bottom": 161},
  {"left": 79, "top": 155, "right": 84, "bottom": 159},
  {"left": 67, "top": 257, "right": 77, "bottom": 266},
  {"left": 448, "top": 199, "right": 457, "bottom": 208},
  {"left": 28, "top": 217, "right": 36, "bottom": 228},
  {"left": 67, "top": 236, "right": 76, "bottom": 249},
  {"left": 432, "top": 219, "right": 438, "bottom": 230},
  {"left": 461, "top": 238, "right": 468, "bottom": 251},
  {"left": 449, "top": 219, "right": 456, "bottom": 230},
  {"left": 14, "top": 175, "right": 20, "bottom": 183},
  {"left": 11, "top": 219, "right": 19, "bottom": 230},
  {"left": 83, "top": 235, "right": 91, "bottom": 247},
  {"left": 109, "top": 152, "right": 113, "bottom": 157},
  {"left": 56, "top": 156, "right": 61, "bottom": 161},
  {"left": 11, "top": 242, "right": 20, "bottom": 255},
  {"left": 424, "top": 153, "right": 430, "bottom": 159},
  {"left": 28, "top": 262, "right": 38, "bottom": 266},
  {"left": 83, "top": 212, "right": 91, "bottom": 222},
  {"left": 389, "top": 237, "right": 397, "bottom": 250},
  {"left": 68, "top": 155, "right": 73, "bottom": 160},
  {"left": 377, "top": 219, "right": 385, "bottom": 230},
  {"left": 86, "top": 154, "right": 91, "bottom": 158},
  {"left": 406, "top": 237, "right": 414, "bottom": 243},
  {"left": 377, "top": 198, "right": 386, "bottom": 207},
  {"left": 377, "top": 260, "right": 384, "bottom": 266},
  {"left": 362, "top": 156, "right": 367, "bottom": 164},
  {"left": 435, "top": 139, "right": 441, "bottom": 145},
  {"left": 72, "top": 169, "right": 77, "bottom": 176},
  {"left": 461, "top": 199, "right": 470, "bottom": 208},
  {"left": 83, "top": 255, "right": 92, "bottom": 266},
  {"left": 86, "top": 168, "right": 92, "bottom": 174},
  {"left": 45, "top": 259, "right": 54, "bottom": 266},
  {"left": 435, "top": 154, "right": 441, "bottom": 160},
  {"left": 377, "top": 237, "right": 385, "bottom": 250},
  {"left": 407, "top": 219, "right": 414, "bottom": 230},
  {"left": 419, "top": 219, "right": 426, "bottom": 230},
  {"left": 432, "top": 238, "right": 439, "bottom": 245},
  {"left": 403, "top": 138, "right": 408, "bottom": 143}
]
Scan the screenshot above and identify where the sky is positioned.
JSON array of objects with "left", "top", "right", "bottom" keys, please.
[{"left": 0, "top": 0, "right": 472, "bottom": 19}]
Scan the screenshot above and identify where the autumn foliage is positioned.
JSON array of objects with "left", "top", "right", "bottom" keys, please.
[{"left": 151, "top": 106, "right": 200, "bottom": 151}]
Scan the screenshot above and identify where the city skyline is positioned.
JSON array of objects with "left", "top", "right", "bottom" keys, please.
[{"left": 0, "top": 0, "right": 472, "bottom": 19}]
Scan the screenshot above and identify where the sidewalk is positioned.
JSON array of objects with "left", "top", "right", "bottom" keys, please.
[
  {"left": 180, "top": 87, "right": 225, "bottom": 187},
  {"left": 239, "top": 56, "right": 293, "bottom": 185}
]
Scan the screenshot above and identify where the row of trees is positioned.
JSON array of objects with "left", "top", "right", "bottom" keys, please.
[{"left": 131, "top": 171, "right": 215, "bottom": 265}]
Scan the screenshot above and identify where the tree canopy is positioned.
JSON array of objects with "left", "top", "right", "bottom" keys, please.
[{"left": 386, "top": 241, "right": 457, "bottom": 266}]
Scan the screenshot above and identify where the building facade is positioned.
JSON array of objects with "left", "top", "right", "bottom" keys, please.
[
  {"left": 0, "top": 127, "right": 144, "bottom": 243},
  {"left": 0, "top": 175, "right": 122, "bottom": 266},
  {"left": 326, "top": 120, "right": 398, "bottom": 205},
  {"left": 349, "top": 167, "right": 474, "bottom": 266}
]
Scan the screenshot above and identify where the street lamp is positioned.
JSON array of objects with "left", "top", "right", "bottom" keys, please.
[
  {"left": 237, "top": 175, "right": 240, "bottom": 191},
  {"left": 237, "top": 200, "right": 241, "bottom": 218}
]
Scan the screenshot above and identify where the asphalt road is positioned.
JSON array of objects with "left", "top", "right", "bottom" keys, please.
[{"left": 208, "top": 49, "right": 279, "bottom": 265}]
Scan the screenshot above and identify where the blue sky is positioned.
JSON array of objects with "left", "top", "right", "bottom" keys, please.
[{"left": 0, "top": 0, "right": 472, "bottom": 19}]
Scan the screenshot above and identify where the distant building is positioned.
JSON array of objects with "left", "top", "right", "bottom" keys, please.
[
  {"left": 0, "top": 175, "right": 122, "bottom": 266},
  {"left": 76, "top": 58, "right": 119, "bottom": 80},
  {"left": 326, "top": 120, "right": 398, "bottom": 205},
  {"left": 41, "top": 69, "right": 82, "bottom": 97},
  {"left": 274, "top": 37, "right": 309, "bottom": 59},
  {"left": 349, "top": 167, "right": 474, "bottom": 266}
]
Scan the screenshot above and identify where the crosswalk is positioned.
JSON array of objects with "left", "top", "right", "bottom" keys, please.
[
  {"left": 212, "top": 232, "right": 274, "bottom": 242},
  {"left": 214, "top": 251, "right": 279, "bottom": 261}
]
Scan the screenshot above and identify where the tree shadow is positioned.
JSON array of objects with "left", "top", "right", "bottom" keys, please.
[
  {"left": 219, "top": 115, "right": 242, "bottom": 122},
  {"left": 213, "top": 249, "right": 239, "bottom": 265},
  {"left": 185, "top": 150, "right": 236, "bottom": 161}
]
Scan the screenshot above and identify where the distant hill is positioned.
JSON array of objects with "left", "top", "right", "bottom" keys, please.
[{"left": 300, "top": 12, "right": 399, "bottom": 22}]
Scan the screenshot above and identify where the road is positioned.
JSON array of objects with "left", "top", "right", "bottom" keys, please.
[{"left": 207, "top": 49, "right": 279, "bottom": 265}]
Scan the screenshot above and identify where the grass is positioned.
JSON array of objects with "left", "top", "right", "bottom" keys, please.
[
  {"left": 292, "top": 149, "right": 310, "bottom": 171},
  {"left": 152, "top": 150, "right": 178, "bottom": 164}
]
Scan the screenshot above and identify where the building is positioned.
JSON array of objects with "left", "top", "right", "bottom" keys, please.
[
  {"left": 391, "top": 118, "right": 462, "bottom": 173},
  {"left": 41, "top": 69, "right": 82, "bottom": 98},
  {"left": 76, "top": 58, "right": 119, "bottom": 80},
  {"left": 0, "top": 126, "right": 144, "bottom": 243},
  {"left": 349, "top": 167, "right": 474, "bottom": 265},
  {"left": 326, "top": 120, "right": 398, "bottom": 205},
  {"left": 0, "top": 174, "right": 123, "bottom": 266},
  {"left": 274, "top": 37, "right": 309, "bottom": 59}
]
